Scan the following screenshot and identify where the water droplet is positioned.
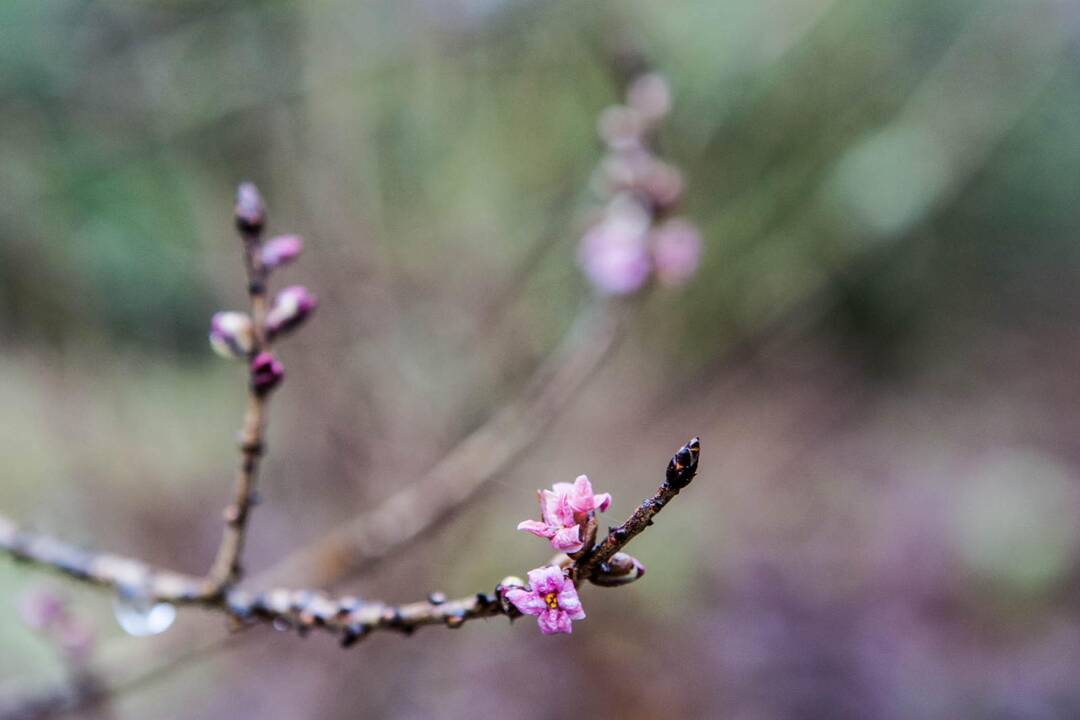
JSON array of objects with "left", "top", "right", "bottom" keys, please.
[{"left": 113, "top": 594, "right": 176, "bottom": 637}]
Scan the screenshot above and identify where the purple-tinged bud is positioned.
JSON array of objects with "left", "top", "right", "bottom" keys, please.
[
  {"left": 250, "top": 352, "right": 284, "bottom": 396},
  {"left": 577, "top": 195, "right": 653, "bottom": 295},
  {"left": 265, "top": 285, "right": 318, "bottom": 339},
  {"left": 641, "top": 161, "right": 685, "bottom": 210},
  {"left": 234, "top": 182, "right": 266, "bottom": 235},
  {"left": 260, "top": 234, "right": 304, "bottom": 270},
  {"left": 209, "top": 311, "right": 256, "bottom": 360},
  {"left": 651, "top": 218, "right": 702, "bottom": 287},
  {"left": 19, "top": 587, "right": 67, "bottom": 632},
  {"left": 590, "top": 552, "right": 647, "bottom": 587},
  {"left": 597, "top": 105, "right": 645, "bottom": 151},
  {"left": 56, "top": 617, "right": 97, "bottom": 661},
  {"left": 626, "top": 72, "right": 673, "bottom": 126}
]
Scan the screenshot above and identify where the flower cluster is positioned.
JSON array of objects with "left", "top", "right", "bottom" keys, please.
[
  {"left": 508, "top": 474, "right": 613, "bottom": 635},
  {"left": 209, "top": 183, "right": 317, "bottom": 396},
  {"left": 578, "top": 73, "right": 703, "bottom": 295}
]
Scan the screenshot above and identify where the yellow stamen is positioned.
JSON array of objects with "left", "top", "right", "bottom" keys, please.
[{"left": 544, "top": 592, "right": 559, "bottom": 610}]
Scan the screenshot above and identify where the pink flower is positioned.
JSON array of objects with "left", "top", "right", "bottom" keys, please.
[
  {"left": 577, "top": 197, "right": 653, "bottom": 295},
  {"left": 517, "top": 475, "right": 611, "bottom": 553},
  {"left": 504, "top": 566, "right": 585, "bottom": 635},
  {"left": 651, "top": 218, "right": 702, "bottom": 286}
]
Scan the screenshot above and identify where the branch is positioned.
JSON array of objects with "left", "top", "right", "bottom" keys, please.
[
  {"left": 204, "top": 184, "right": 274, "bottom": 596},
  {"left": 0, "top": 439, "right": 700, "bottom": 646}
]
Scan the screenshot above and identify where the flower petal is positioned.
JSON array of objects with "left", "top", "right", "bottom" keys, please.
[
  {"left": 538, "top": 609, "right": 573, "bottom": 635},
  {"left": 504, "top": 588, "right": 545, "bottom": 616},
  {"left": 592, "top": 492, "right": 612, "bottom": 513},
  {"left": 528, "top": 565, "right": 566, "bottom": 595},
  {"left": 551, "top": 525, "right": 584, "bottom": 553},
  {"left": 556, "top": 586, "right": 582, "bottom": 613},
  {"left": 516, "top": 519, "right": 555, "bottom": 539}
]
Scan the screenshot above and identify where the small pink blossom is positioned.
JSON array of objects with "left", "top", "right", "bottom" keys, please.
[
  {"left": 651, "top": 218, "right": 702, "bottom": 286},
  {"left": 578, "top": 197, "right": 653, "bottom": 295},
  {"left": 517, "top": 475, "right": 611, "bottom": 553},
  {"left": 504, "top": 566, "right": 585, "bottom": 635}
]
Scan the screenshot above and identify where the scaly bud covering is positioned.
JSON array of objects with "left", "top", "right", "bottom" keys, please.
[
  {"left": 209, "top": 312, "right": 256, "bottom": 359},
  {"left": 265, "top": 285, "right": 318, "bottom": 339},
  {"left": 590, "top": 552, "right": 647, "bottom": 587},
  {"left": 234, "top": 182, "right": 266, "bottom": 235},
  {"left": 250, "top": 352, "right": 284, "bottom": 396},
  {"left": 665, "top": 436, "right": 700, "bottom": 490},
  {"left": 260, "top": 235, "right": 304, "bottom": 270}
]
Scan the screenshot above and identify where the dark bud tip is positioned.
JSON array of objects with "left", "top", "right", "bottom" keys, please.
[
  {"left": 665, "top": 436, "right": 700, "bottom": 489},
  {"left": 234, "top": 182, "right": 266, "bottom": 235}
]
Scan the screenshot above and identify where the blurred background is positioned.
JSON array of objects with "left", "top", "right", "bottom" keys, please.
[{"left": 2, "top": 0, "right": 1080, "bottom": 717}]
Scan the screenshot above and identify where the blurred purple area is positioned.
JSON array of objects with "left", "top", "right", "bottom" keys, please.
[{"left": 3, "top": 1, "right": 1080, "bottom": 718}]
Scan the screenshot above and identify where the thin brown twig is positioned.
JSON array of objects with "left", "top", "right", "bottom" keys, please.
[{"left": 204, "top": 191, "right": 273, "bottom": 596}]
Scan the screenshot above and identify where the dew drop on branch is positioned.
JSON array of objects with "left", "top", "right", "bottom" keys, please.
[{"left": 112, "top": 594, "right": 177, "bottom": 636}]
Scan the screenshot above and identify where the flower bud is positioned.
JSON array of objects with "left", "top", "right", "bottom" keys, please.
[
  {"left": 209, "top": 312, "right": 256, "bottom": 360},
  {"left": 651, "top": 218, "right": 702, "bottom": 287},
  {"left": 590, "top": 552, "right": 647, "bottom": 587},
  {"left": 597, "top": 105, "right": 645, "bottom": 150},
  {"left": 261, "top": 235, "right": 304, "bottom": 270},
  {"left": 250, "top": 352, "right": 284, "bottom": 396},
  {"left": 626, "top": 72, "right": 673, "bottom": 126},
  {"left": 577, "top": 196, "right": 653, "bottom": 295},
  {"left": 234, "top": 182, "right": 266, "bottom": 235},
  {"left": 265, "top": 285, "right": 318, "bottom": 339},
  {"left": 19, "top": 587, "right": 67, "bottom": 632},
  {"left": 666, "top": 436, "right": 700, "bottom": 489}
]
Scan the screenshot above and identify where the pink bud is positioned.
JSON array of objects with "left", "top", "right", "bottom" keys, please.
[
  {"left": 209, "top": 312, "right": 255, "bottom": 360},
  {"left": 626, "top": 72, "right": 673, "bottom": 126},
  {"left": 19, "top": 587, "right": 67, "bottom": 632},
  {"left": 597, "top": 105, "right": 645, "bottom": 151},
  {"left": 250, "top": 352, "right": 284, "bottom": 396},
  {"left": 651, "top": 218, "right": 702, "bottom": 287},
  {"left": 55, "top": 617, "right": 96, "bottom": 661},
  {"left": 577, "top": 197, "right": 653, "bottom": 295},
  {"left": 265, "top": 286, "right": 318, "bottom": 339},
  {"left": 234, "top": 182, "right": 266, "bottom": 235},
  {"left": 261, "top": 235, "right": 304, "bottom": 270}
]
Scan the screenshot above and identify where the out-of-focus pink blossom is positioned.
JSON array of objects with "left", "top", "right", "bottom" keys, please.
[
  {"left": 578, "top": 197, "right": 653, "bottom": 295},
  {"left": 250, "top": 351, "right": 284, "bottom": 395},
  {"left": 504, "top": 566, "right": 585, "bottom": 635},
  {"left": 627, "top": 72, "right": 673, "bottom": 126},
  {"left": 651, "top": 218, "right": 702, "bottom": 287},
  {"left": 260, "top": 235, "right": 304, "bottom": 270},
  {"left": 517, "top": 475, "right": 611, "bottom": 553},
  {"left": 19, "top": 587, "right": 67, "bottom": 631},
  {"left": 597, "top": 105, "right": 645, "bottom": 150},
  {"left": 234, "top": 182, "right": 266, "bottom": 234},
  {"left": 265, "top": 285, "right": 318, "bottom": 339}
]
